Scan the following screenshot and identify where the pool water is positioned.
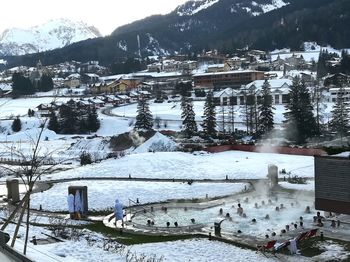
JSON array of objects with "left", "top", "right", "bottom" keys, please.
[{"left": 131, "top": 192, "right": 315, "bottom": 238}]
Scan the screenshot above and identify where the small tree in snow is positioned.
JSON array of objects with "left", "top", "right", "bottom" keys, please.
[
  {"left": 134, "top": 97, "right": 153, "bottom": 130},
  {"left": 12, "top": 116, "right": 22, "bottom": 132},
  {"left": 87, "top": 107, "right": 100, "bottom": 133},
  {"left": 80, "top": 151, "right": 92, "bottom": 165},
  {"left": 201, "top": 91, "right": 217, "bottom": 137},
  {"left": 257, "top": 80, "right": 275, "bottom": 137},
  {"left": 181, "top": 97, "right": 197, "bottom": 137}
]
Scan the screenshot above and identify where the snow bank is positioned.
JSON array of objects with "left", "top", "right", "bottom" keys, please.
[
  {"left": 1, "top": 128, "right": 59, "bottom": 142},
  {"left": 133, "top": 132, "right": 177, "bottom": 153},
  {"left": 279, "top": 181, "right": 315, "bottom": 191},
  {"left": 66, "top": 137, "right": 111, "bottom": 161},
  {"left": 334, "top": 151, "right": 350, "bottom": 158},
  {"left": 313, "top": 240, "right": 349, "bottom": 262},
  {"left": 130, "top": 239, "right": 303, "bottom": 262}
]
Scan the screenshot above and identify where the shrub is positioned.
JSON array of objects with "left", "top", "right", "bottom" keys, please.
[{"left": 80, "top": 152, "right": 92, "bottom": 166}]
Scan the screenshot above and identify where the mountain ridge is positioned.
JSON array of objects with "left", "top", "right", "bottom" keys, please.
[
  {"left": 0, "top": 18, "right": 102, "bottom": 56},
  {"left": 2, "top": 0, "right": 350, "bottom": 67}
]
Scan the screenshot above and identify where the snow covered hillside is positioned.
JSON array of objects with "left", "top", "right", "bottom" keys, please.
[
  {"left": 177, "top": 0, "right": 220, "bottom": 16},
  {"left": 176, "top": 0, "right": 289, "bottom": 17},
  {"left": 0, "top": 18, "right": 101, "bottom": 56}
]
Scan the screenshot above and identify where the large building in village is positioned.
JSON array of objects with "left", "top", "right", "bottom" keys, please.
[
  {"left": 213, "top": 79, "right": 292, "bottom": 106},
  {"left": 193, "top": 70, "right": 265, "bottom": 89}
]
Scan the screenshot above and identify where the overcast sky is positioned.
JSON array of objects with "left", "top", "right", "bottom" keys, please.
[{"left": 0, "top": 0, "right": 189, "bottom": 35}]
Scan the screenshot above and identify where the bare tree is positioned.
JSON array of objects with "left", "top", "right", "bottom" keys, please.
[
  {"left": 0, "top": 114, "right": 74, "bottom": 254},
  {"left": 240, "top": 87, "right": 258, "bottom": 135}
]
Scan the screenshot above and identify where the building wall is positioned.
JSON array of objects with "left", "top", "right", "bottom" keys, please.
[
  {"left": 329, "top": 87, "right": 350, "bottom": 102},
  {"left": 64, "top": 79, "right": 80, "bottom": 88},
  {"left": 315, "top": 156, "right": 350, "bottom": 215},
  {"left": 194, "top": 71, "right": 265, "bottom": 89}
]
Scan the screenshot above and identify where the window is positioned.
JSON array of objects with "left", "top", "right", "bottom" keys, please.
[
  {"left": 230, "top": 97, "right": 237, "bottom": 105},
  {"left": 282, "top": 94, "right": 289, "bottom": 104},
  {"left": 240, "top": 96, "right": 245, "bottom": 104},
  {"left": 275, "top": 95, "right": 280, "bottom": 104}
]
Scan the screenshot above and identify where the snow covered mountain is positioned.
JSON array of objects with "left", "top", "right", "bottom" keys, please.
[
  {"left": 175, "top": 0, "right": 289, "bottom": 17},
  {"left": 4, "top": 0, "right": 350, "bottom": 67},
  {"left": 0, "top": 18, "right": 101, "bottom": 56}
]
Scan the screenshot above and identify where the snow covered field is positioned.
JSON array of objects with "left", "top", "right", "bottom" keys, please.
[
  {"left": 0, "top": 97, "right": 70, "bottom": 119},
  {"left": 30, "top": 180, "right": 248, "bottom": 211},
  {"left": 42, "top": 151, "right": 314, "bottom": 181}
]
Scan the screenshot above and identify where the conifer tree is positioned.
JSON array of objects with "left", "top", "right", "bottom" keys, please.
[
  {"left": 181, "top": 97, "right": 197, "bottom": 137},
  {"left": 12, "top": 117, "right": 22, "bottom": 132},
  {"left": 38, "top": 74, "right": 54, "bottom": 92},
  {"left": 78, "top": 117, "right": 89, "bottom": 134},
  {"left": 59, "top": 105, "right": 78, "bottom": 134},
  {"left": 329, "top": 85, "right": 350, "bottom": 142},
  {"left": 87, "top": 107, "right": 100, "bottom": 132},
  {"left": 134, "top": 97, "right": 153, "bottom": 130},
  {"left": 12, "top": 72, "right": 35, "bottom": 97},
  {"left": 284, "top": 77, "right": 317, "bottom": 144},
  {"left": 201, "top": 91, "right": 216, "bottom": 137},
  {"left": 48, "top": 111, "right": 60, "bottom": 133},
  {"left": 258, "top": 80, "right": 275, "bottom": 137}
]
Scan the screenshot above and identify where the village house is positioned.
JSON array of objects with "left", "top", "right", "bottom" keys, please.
[
  {"left": 99, "top": 74, "right": 123, "bottom": 85},
  {"left": 207, "top": 64, "right": 225, "bottom": 73},
  {"left": 116, "top": 94, "right": 131, "bottom": 104},
  {"left": 0, "top": 83, "right": 12, "bottom": 97},
  {"left": 224, "top": 57, "right": 247, "bottom": 70},
  {"left": 88, "top": 97, "right": 105, "bottom": 108},
  {"left": 147, "top": 62, "right": 162, "bottom": 72},
  {"left": 90, "top": 76, "right": 141, "bottom": 95},
  {"left": 52, "top": 77, "right": 65, "bottom": 88},
  {"left": 64, "top": 73, "right": 81, "bottom": 88},
  {"left": 89, "top": 83, "right": 108, "bottom": 94},
  {"left": 79, "top": 61, "right": 105, "bottom": 74},
  {"left": 36, "top": 103, "right": 57, "bottom": 117},
  {"left": 324, "top": 73, "right": 350, "bottom": 87},
  {"left": 178, "top": 60, "right": 197, "bottom": 71},
  {"left": 147, "top": 59, "right": 197, "bottom": 73},
  {"left": 81, "top": 73, "right": 100, "bottom": 85},
  {"left": 102, "top": 95, "right": 121, "bottom": 106}
]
